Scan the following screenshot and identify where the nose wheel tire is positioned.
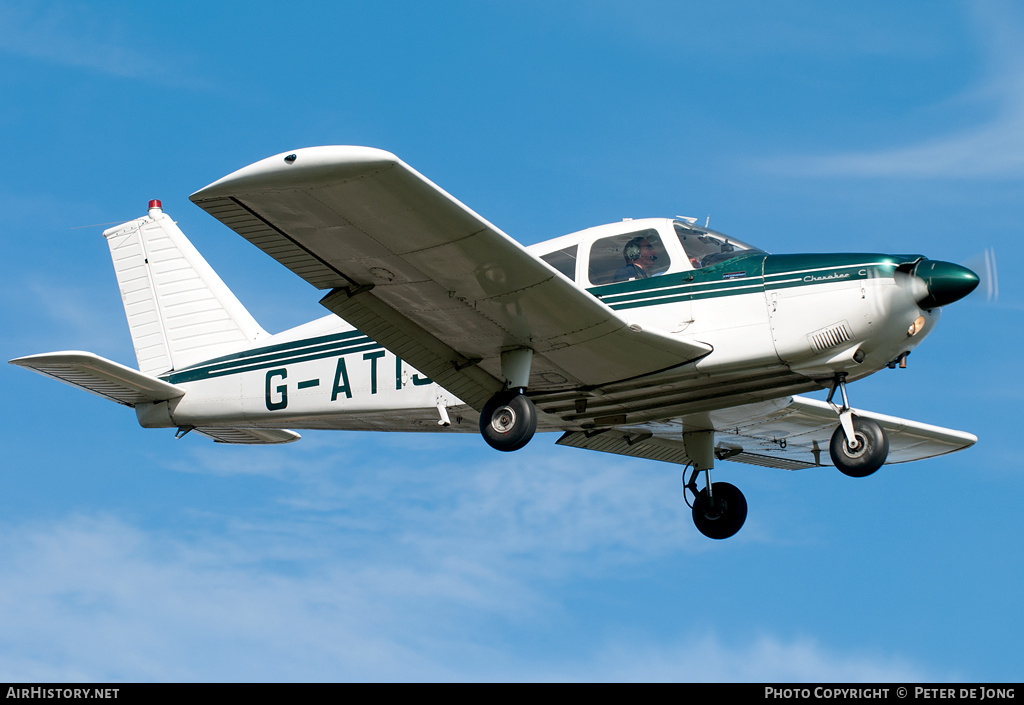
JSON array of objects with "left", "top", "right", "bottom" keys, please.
[
  {"left": 480, "top": 390, "right": 537, "bottom": 452},
  {"left": 829, "top": 415, "right": 889, "bottom": 478},
  {"left": 691, "top": 481, "right": 747, "bottom": 540}
]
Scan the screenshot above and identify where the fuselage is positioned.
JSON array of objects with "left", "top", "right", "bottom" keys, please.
[{"left": 138, "top": 217, "right": 973, "bottom": 434}]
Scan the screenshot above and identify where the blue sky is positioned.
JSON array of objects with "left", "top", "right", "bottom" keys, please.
[{"left": 1, "top": 0, "right": 1021, "bottom": 682}]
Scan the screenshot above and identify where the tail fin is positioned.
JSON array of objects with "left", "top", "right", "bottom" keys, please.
[{"left": 103, "top": 201, "right": 268, "bottom": 376}]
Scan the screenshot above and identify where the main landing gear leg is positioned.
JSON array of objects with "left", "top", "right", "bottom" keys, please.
[
  {"left": 826, "top": 374, "right": 889, "bottom": 478},
  {"left": 683, "top": 430, "right": 747, "bottom": 540},
  {"left": 479, "top": 348, "right": 538, "bottom": 452}
]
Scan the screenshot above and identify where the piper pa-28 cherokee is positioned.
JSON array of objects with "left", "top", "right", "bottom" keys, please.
[{"left": 12, "top": 147, "right": 981, "bottom": 539}]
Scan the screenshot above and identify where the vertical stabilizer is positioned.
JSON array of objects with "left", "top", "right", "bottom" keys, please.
[{"left": 103, "top": 201, "right": 268, "bottom": 376}]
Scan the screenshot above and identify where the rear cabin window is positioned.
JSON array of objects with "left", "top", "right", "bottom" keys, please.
[
  {"left": 588, "top": 228, "right": 670, "bottom": 286},
  {"left": 540, "top": 245, "right": 578, "bottom": 280}
]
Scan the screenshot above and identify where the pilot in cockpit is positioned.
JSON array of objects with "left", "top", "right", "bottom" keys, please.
[{"left": 613, "top": 236, "right": 659, "bottom": 282}]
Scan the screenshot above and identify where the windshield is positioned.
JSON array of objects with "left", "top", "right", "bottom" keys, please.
[{"left": 673, "top": 221, "right": 765, "bottom": 269}]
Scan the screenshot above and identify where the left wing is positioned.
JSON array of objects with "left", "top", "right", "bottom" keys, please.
[
  {"left": 189, "top": 147, "right": 711, "bottom": 410},
  {"left": 557, "top": 395, "right": 976, "bottom": 469}
]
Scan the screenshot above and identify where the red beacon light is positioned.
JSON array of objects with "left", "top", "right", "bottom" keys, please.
[{"left": 148, "top": 199, "right": 162, "bottom": 210}]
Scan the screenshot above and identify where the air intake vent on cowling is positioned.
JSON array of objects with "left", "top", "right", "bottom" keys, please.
[{"left": 808, "top": 321, "right": 853, "bottom": 352}]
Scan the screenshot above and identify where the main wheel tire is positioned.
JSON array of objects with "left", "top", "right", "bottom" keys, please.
[
  {"left": 479, "top": 391, "right": 537, "bottom": 452},
  {"left": 691, "top": 481, "right": 747, "bottom": 540},
  {"left": 829, "top": 415, "right": 889, "bottom": 478}
]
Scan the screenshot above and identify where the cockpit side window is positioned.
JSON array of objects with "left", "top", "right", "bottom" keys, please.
[
  {"left": 540, "top": 245, "right": 578, "bottom": 280},
  {"left": 674, "top": 222, "right": 763, "bottom": 269},
  {"left": 588, "top": 228, "right": 671, "bottom": 286}
]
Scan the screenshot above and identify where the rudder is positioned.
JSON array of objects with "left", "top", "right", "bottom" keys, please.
[{"left": 103, "top": 201, "right": 268, "bottom": 376}]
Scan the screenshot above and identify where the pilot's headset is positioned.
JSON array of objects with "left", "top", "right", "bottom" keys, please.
[{"left": 623, "top": 236, "right": 646, "bottom": 263}]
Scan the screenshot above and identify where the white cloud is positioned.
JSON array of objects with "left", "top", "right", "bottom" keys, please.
[
  {"left": 166, "top": 437, "right": 709, "bottom": 569},
  {"left": 0, "top": 513, "right": 492, "bottom": 680},
  {"left": 769, "top": 1, "right": 1024, "bottom": 179},
  {"left": 0, "top": 513, "right": 946, "bottom": 682},
  {"left": 0, "top": 440, "right": 699, "bottom": 680},
  {"left": 544, "top": 635, "right": 946, "bottom": 683},
  {"left": 0, "top": 2, "right": 203, "bottom": 88}
]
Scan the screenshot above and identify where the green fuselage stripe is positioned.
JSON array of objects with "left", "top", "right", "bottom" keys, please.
[
  {"left": 159, "top": 253, "right": 918, "bottom": 383},
  {"left": 592, "top": 255, "right": 910, "bottom": 311},
  {"left": 163, "top": 331, "right": 384, "bottom": 384}
]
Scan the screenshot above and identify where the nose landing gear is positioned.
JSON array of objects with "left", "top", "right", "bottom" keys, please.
[
  {"left": 687, "top": 478, "right": 748, "bottom": 540},
  {"left": 683, "top": 430, "right": 747, "bottom": 539}
]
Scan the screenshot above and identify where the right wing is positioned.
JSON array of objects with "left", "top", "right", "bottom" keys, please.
[
  {"left": 556, "top": 395, "right": 976, "bottom": 470},
  {"left": 189, "top": 147, "right": 711, "bottom": 410},
  {"left": 718, "top": 395, "right": 978, "bottom": 467}
]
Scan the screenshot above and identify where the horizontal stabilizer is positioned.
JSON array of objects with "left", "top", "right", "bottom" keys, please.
[
  {"left": 192, "top": 427, "right": 301, "bottom": 445},
  {"left": 10, "top": 351, "right": 185, "bottom": 407}
]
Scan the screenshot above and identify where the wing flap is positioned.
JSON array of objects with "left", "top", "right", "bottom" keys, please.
[
  {"left": 556, "top": 429, "right": 694, "bottom": 465},
  {"left": 10, "top": 351, "right": 185, "bottom": 407},
  {"left": 320, "top": 285, "right": 501, "bottom": 408}
]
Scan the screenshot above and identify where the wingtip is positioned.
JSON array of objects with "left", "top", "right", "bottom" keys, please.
[{"left": 189, "top": 146, "right": 401, "bottom": 202}]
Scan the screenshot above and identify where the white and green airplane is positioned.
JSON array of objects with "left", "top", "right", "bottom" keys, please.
[{"left": 12, "top": 147, "right": 983, "bottom": 539}]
